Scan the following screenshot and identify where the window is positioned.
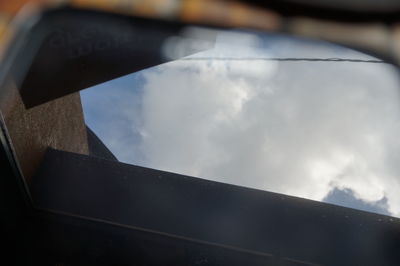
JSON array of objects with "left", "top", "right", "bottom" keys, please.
[
  {"left": 81, "top": 30, "right": 400, "bottom": 218},
  {"left": 2, "top": 7, "right": 400, "bottom": 266}
]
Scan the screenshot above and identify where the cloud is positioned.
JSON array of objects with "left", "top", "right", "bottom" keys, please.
[
  {"left": 323, "top": 188, "right": 390, "bottom": 216},
  {"left": 82, "top": 31, "right": 400, "bottom": 217}
]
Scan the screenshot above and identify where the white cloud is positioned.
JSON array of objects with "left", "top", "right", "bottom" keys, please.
[
  {"left": 83, "top": 31, "right": 400, "bottom": 217},
  {"left": 137, "top": 34, "right": 400, "bottom": 216}
]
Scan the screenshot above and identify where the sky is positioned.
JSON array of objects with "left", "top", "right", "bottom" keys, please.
[{"left": 81, "top": 29, "right": 400, "bottom": 218}]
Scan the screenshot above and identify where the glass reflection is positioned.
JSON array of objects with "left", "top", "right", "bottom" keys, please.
[{"left": 80, "top": 31, "right": 400, "bottom": 218}]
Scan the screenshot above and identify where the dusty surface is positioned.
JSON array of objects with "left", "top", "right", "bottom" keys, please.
[{"left": 0, "top": 79, "right": 88, "bottom": 183}]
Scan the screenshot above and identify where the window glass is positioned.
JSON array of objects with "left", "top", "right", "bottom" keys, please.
[{"left": 81, "top": 30, "right": 400, "bottom": 218}]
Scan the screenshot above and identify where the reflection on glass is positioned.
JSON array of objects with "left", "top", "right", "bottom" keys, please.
[{"left": 80, "top": 30, "right": 400, "bottom": 218}]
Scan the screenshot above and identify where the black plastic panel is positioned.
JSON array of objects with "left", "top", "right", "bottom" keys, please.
[{"left": 30, "top": 148, "right": 400, "bottom": 266}]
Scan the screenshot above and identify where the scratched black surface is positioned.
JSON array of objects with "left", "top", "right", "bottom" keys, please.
[{"left": 30, "top": 148, "right": 400, "bottom": 266}]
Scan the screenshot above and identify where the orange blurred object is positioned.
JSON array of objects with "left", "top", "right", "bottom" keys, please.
[{"left": 0, "top": 0, "right": 281, "bottom": 43}]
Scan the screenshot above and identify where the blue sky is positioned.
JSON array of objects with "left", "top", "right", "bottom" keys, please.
[
  {"left": 81, "top": 71, "right": 147, "bottom": 164},
  {"left": 80, "top": 30, "right": 400, "bottom": 217}
]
